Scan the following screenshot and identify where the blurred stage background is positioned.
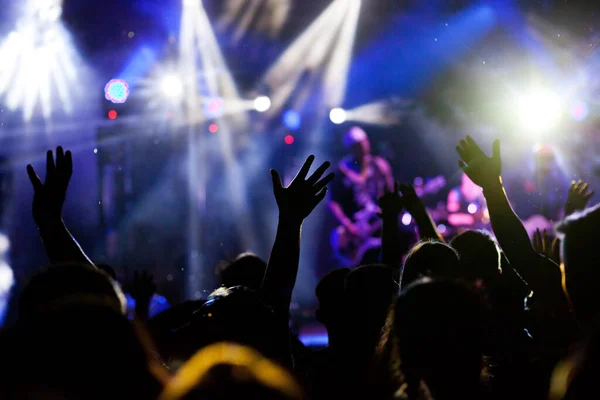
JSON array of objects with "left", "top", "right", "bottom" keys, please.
[{"left": 0, "top": 0, "right": 600, "bottom": 325}]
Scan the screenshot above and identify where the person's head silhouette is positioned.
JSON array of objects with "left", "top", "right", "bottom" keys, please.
[{"left": 401, "top": 241, "right": 459, "bottom": 289}]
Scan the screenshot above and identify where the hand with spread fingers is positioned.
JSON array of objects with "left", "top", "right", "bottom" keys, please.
[
  {"left": 456, "top": 136, "right": 502, "bottom": 190},
  {"left": 564, "top": 180, "right": 594, "bottom": 217},
  {"left": 27, "top": 147, "right": 73, "bottom": 227},
  {"left": 263, "top": 155, "right": 335, "bottom": 325},
  {"left": 397, "top": 183, "right": 426, "bottom": 216},
  {"left": 26, "top": 147, "right": 93, "bottom": 266},
  {"left": 270, "top": 155, "right": 335, "bottom": 224},
  {"left": 532, "top": 228, "right": 560, "bottom": 265},
  {"left": 130, "top": 270, "right": 157, "bottom": 303}
]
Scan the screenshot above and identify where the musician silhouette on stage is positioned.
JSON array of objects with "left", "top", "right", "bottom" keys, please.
[
  {"left": 328, "top": 127, "right": 394, "bottom": 267},
  {"left": 446, "top": 173, "right": 488, "bottom": 231}
]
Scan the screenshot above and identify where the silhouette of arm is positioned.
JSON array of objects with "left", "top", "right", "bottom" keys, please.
[
  {"left": 564, "top": 180, "right": 594, "bottom": 217},
  {"left": 483, "top": 180, "right": 536, "bottom": 265},
  {"left": 263, "top": 217, "right": 302, "bottom": 314},
  {"left": 413, "top": 208, "right": 442, "bottom": 242},
  {"left": 27, "top": 148, "right": 94, "bottom": 267},
  {"left": 262, "top": 156, "right": 334, "bottom": 313},
  {"left": 37, "top": 220, "right": 94, "bottom": 267},
  {"left": 130, "top": 271, "right": 156, "bottom": 322},
  {"left": 486, "top": 182, "right": 567, "bottom": 306},
  {"left": 379, "top": 182, "right": 403, "bottom": 270},
  {"left": 456, "top": 138, "right": 563, "bottom": 301},
  {"left": 400, "top": 184, "right": 443, "bottom": 242}
]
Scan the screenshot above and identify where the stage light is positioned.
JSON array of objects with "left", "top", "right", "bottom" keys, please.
[
  {"left": 437, "top": 224, "right": 447, "bottom": 234},
  {"left": 180, "top": 0, "right": 248, "bottom": 128},
  {"left": 467, "top": 203, "right": 478, "bottom": 214},
  {"left": 205, "top": 97, "right": 224, "bottom": 118},
  {"left": 401, "top": 213, "right": 412, "bottom": 226},
  {"left": 104, "top": 79, "right": 130, "bottom": 104},
  {"left": 219, "top": 0, "right": 291, "bottom": 41},
  {"left": 254, "top": 96, "right": 271, "bottom": 112},
  {"left": 516, "top": 87, "right": 562, "bottom": 133},
  {"left": 340, "top": 99, "right": 412, "bottom": 127},
  {"left": 108, "top": 110, "right": 117, "bottom": 120},
  {"left": 0, "top": 257, "right": 12, "bottom": 325},
  {"left": 262, "top": 0, "right": 362, "bottom": 115},
  {"left": 0, "top": 232, "right": 13, "bottom": 324},
  {"left": 37, "top": 0, "right": 63, "bottom": 22},
  {"left": 209, "top": 123, "right": 219, "bottom": 133},
  {"left": 570, "top": 101, "right": 589, "bottom": 121},
  {"left": 283, "top": 110, "right": 301, "bottom": 130},
  {"left": 0, "top": 260, "right": 12, "bottom": 292},
  {"left": 180, "top": 0, "right": 255, "bottom": 300},
  {"left": 284, "top": 135, "right": 295, "bottom": 145},
  {"left": 0, "top": 234, "right": 9, "bottom": 254},
  {"left": 161, "top": 75, "right": 184, "bottom": 99},
  {"left": 330, "top": 108, "right": 347, "bottom": 124},
  {"left": 0, "top": 0, "right": 83, "bottom": 121}
]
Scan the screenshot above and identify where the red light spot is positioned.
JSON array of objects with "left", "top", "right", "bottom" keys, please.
[
  {"left": 209, "top": 123, "right": 218, "bottom": 133},
  {"left": 108, "top": 110, "right": 118, "bottom": 120},
  {"left": 284, "top": 135, "right": 295, "bottom": 145}
]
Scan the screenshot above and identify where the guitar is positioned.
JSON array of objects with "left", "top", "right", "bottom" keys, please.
[
  {"left": 330, "top": 202, "right": 383, "bottom": 268},
  {"left": 331, "top": 176, "right": 447, "bottom": 267}
]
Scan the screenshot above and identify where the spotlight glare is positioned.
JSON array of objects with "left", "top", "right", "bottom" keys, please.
[
  {"left": 263, "top": 0, "right": 362, "bottom": 115},
  {"left": 0, "top": 0, "right": 81, "bottom": 121},
  {"left": 570, "top": 101, "right": 589, "bottom": 121},
  {"left": 330, "top": 107, "right": 347, "bottom": 124},
  {"left": 160, "top": 75, "right": 184, "bottom": 99},
  {"left": 401, "top": 213, "right": 412, "bottom": 226},
  {"left": 467, "top": 203, "right": 478, "bottom": 214},
  {"left": 39, "top": 3, "right": 63, "bottom": 22},
  {"left": 283, "top": 110, "right": 301, "bottom": 130},
  {"left": 205, "top": 97, "right": 224, "bottom": 118},
  {"left": 516, "top": 87, "right": 562, "bottom": 133},
  {"left": 254, "top": 96, "right": 271, "bottom": 112},
  {"left": 0, "top": 234, "right": 10, "bottom": 254},
  {"left": 0, "top": 261, "right": 12, "bottom": 294},
  {"left": 219, "top": 0, "right": 291, "bottom": 40},
  {"left": 104, "top": 79, "right": 130, "bottom": 104}
]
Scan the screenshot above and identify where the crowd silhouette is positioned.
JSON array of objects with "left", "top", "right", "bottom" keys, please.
[{"left": 0, "top": 134, "right": 598, "bottom": 400}]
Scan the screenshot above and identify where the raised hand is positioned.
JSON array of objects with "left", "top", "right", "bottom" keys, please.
[
  {"left": 397, "top": 183, "right": 426, "bottom": 216},
  {"left": 270, "top": 155, "right": 335, "bottom": 224},
  {"left": 378, "top": 181, "right": 404, "bottom": 216},
  {"left": 532, "top": 228, "right": 560, "bottom": 265},
  {"left": 564, "top": 180, "right": 594, "bottom": 216},
  {"left": 456, "top": 136, "right": 501, "bottom": 189},
  {"left": 398, "top": 182, "right": 442, "bottom": 241},
  {"left": 129, "top": 270, "right": 156, "bottom": 321},
  {"left": 26, "top": 147, "right": 93, "bottom": 266},
  {"left": 27, "top": 147, "right": 73, "bottom": 227},
  {"left": 129, "top": 270, "right": 157, "bottom": 302}
]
